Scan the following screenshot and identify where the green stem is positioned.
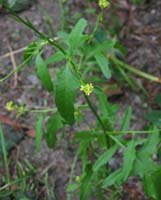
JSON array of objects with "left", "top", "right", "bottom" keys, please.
[
  {"left": 84, "top": 94, "right": 110, "bottom": 148},
  {"left": 67, "top": 151, "right": 79, "bottom": 200},
  {"left": 30, "top": 108, "right": 56, "bottom": 113},
  {"left": 88, "top": 12, "right": 103, "bottom": 42},
  {"left": 0, "top": 124, "right": 10, "bottom": 185},
  {"left": 2, "top": 3, "right": 66, "bottom": 55},
  {"left": 0, "top": 55, "right": 32, "bottom": 83},
  {"left": 3, "top": 5, "right": 81, "bottom": 85},
  {"left": 111, "top": 56, "right": 161, "bottom": 84},
  {"left": 108, "top": 129, "right": 160, "bottom": 135},
  {"left": 0, "top": 176, "right": 28, "bottom": 191},
  {"left": 109, "top": 135, "right": 125, "bottom": 148},
  {"left": 5, "top": 4, "right": 112, "bottom": 149},
  {"left": 9, "top": 5, "right": 80, "bottom": 80},
  {"left": 84, "top": 94, "right": 105, "bottom": 131}
]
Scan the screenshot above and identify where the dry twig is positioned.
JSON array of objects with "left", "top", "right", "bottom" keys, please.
[
  {"left": 6, "top": 40, "right": 18, "bottom": 87},
  {"left": 0, "top": 46, "right": 26, "bottom": 61}
]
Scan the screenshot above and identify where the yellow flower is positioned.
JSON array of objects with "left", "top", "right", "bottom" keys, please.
[
  {"left": 5, "top": 101, "right": 15, "bottom": 111},
  {"left": 80, "top": 83, "right": 94, "bottom": 96},
  {"left": 98, "top": 0, "right": 110, "bottom": 9},
  {"left": 5, "top": 101, "right": 28, "bottom": 116}
]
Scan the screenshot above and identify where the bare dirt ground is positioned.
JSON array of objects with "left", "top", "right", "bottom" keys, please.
[{"left": 0, "top": 0, "right": 161, "bottom": 199}]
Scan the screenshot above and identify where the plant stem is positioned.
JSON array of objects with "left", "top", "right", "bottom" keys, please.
[
  {"left": 2, "top": 2, "right": 66, "bottom": 55},
  {"left": 88, "top": 12, "right": 103, "bottom": 42},
  {"left": 0, "top": 124, "right": 10, "bottom": 185},
  {"left": 108, "top": 129, "right": 160, "bottom": 135},
  {"left": 111, "top": 56, "right": 161, "bottom": 84},
  {"left": 5, "top": 5, "right": 111, "bottom": 148},
  {"left": 109, "top": 135, "right": 125, "bottom": 148},
  {"left": 30, "top": 108, "right": 57, "bottom": 113},
  {"left": 8, "top": 5, "right": 80, "bottom": 79},
  {"left": 0, "top": 55, "right": 32, "bottom": 83},
  {"left": 84, "top": 94, "right": 105, "bottom": 131},
  {"left": 67, "top": 151, "right": 79, "bottom": 200},
  {"left": 84, "top": 94, "right": 110, "bottom": 148}
]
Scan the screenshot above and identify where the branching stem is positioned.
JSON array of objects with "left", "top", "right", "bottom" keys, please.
[{"left": 111, "top": 56, "right": 161, "bottom": 84}]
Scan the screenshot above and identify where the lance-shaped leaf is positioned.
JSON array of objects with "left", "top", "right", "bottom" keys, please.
[
  {"left": 35, "top": 54, "right": 53, "bottom": 92},
  {"left": 93, "top": 144, "right": 118, "bottom": 172},
  {"left": 80, "top": 164, "right": 93, "bottom": 200},
  {"left": 46, "top": 113, "right": 63, "bottom": 148},
  {"left": 102, "top": 169, "right": 123, "bottom": 188},
  {"left": 120, "top": 106, "right": 132, "bottom": 132},
  {"left": 143, "top": 169, "right": 161, "bottom": 200},
  {"left": 69, "top": 18, "right": 87, "bottom": 50},
  {"left": 24, "top": 40, "right": 46, "bottom": 64},
  {"left": 24, "top": 41, "right": 38, "bottom": 64},
  {"left": 121, "top": 139, "right": 136, "bottom": 181},
  {"left": 132, "top": 127, "right": 160, "bottom": 177},
  {"left": 45, "top": 51, "right": 65, "bottom": 65},
  {"left": 55, "top": 67, "right": 79, "bottom": 125},
  {"left": 7, "top": 0, "right": 33, "bottom": 12},
  {"left": 95, "top": 53, "right": 111, "bottom": 79},
  {"left": 102, "top": 140, "right": 136, "bottom": 188}
]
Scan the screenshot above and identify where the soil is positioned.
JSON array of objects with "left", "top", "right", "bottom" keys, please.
[{"left": 0, "top": 0, "right": 161, "bottom": 199}]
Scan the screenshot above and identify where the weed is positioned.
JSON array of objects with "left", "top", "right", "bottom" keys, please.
[{"left": 0, "top": 0, "right": 161, "bottom": 199}]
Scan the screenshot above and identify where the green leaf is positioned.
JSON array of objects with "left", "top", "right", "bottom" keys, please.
[
  {"left": 94, "top": 88, "right": 119, "bottom": 130},
  {"left": 7, "top": 0, "right": 33, "bottom": 12},
  {"left": 102, "top": 169, "right": 122, "bottom": 188},
  {"left": 57, "top": 31, "right": 70, "bottom": 45},
  {"left": 121, "top": 139, "right": 136, "bottom": 181},
  {"left": 93, "top": 144, "right": 118, "bottom": 172},
  {"left": 69, "top": 18, "right": 87, "bottom": 50},
  {"left": 139, "top": 126, "right": 159, "bottom": 156},
  {"left": 95, "top": 53, "right": 111, "bottom": 79},
  {"left": 46, "top": 113, "right": 63, "bottom": 148},
  {"left": 133, "top": 155, "right": 159, "bottom": 177},
  {"left": 103, "top": 140, "right": 136, "bottom": 188},
  {"left": 35, "top": 115, "right": 44, "bottom": 151},
  {"left": 24, "top": 41, "right": 38, "bottom": 64},
  {"left": 67, "top": 183, "right": 79, "bottom": 192},
  {"left": 74, "top": 131, "right": 97, "bottom": 142},
  {"left": 55, "top": 66, "right": 79, "bottom": 125},
  {"left": 143, "top": 169, "right": 161, "bottom": 200},
  {"left": 143, "top": 171, "right": 157, "bottom": 199},
  {"left": 35, "top": 54, "right": 53, "bottom": 92},
  {"left": 132, "top": 127, "right": 160, "bottom": 177},
  {"left": 80, "top": 164, "right": 93, "bottom": 200},
  {"left": 120, "top": 106, "right": 132, "bottom": 131},
  {"left": 24, "top": 40, "right": 46, "bottom": 64},
  {"left": 45, "top": 51, "right": 65, "bottom": 65},
  {"left": 146, "top": 110, "right": 161, "bottom": 127},
  {"left": 94, "top": 29, "right": 108, "bottom": 43},
  {"left": 87, "top": 40, "right": 114, "bottom": 56}
]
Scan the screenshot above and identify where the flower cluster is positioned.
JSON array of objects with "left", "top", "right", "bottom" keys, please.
[
  {"left": 5, "top": 101, "right": 15, "bottom": 111},
  {"left": 5, "top": 101, "right": 28, "bottom": 117},
  {"left": 98, "top": 0, "right": 110, "bottom": 9},
  {"left": 80, "top": 83, "right": 94, "bottom": 96}
]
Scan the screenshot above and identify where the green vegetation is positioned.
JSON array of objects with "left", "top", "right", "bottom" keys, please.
[{"left": 0, "top": 0, "right": 161, "bottom": 199}]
